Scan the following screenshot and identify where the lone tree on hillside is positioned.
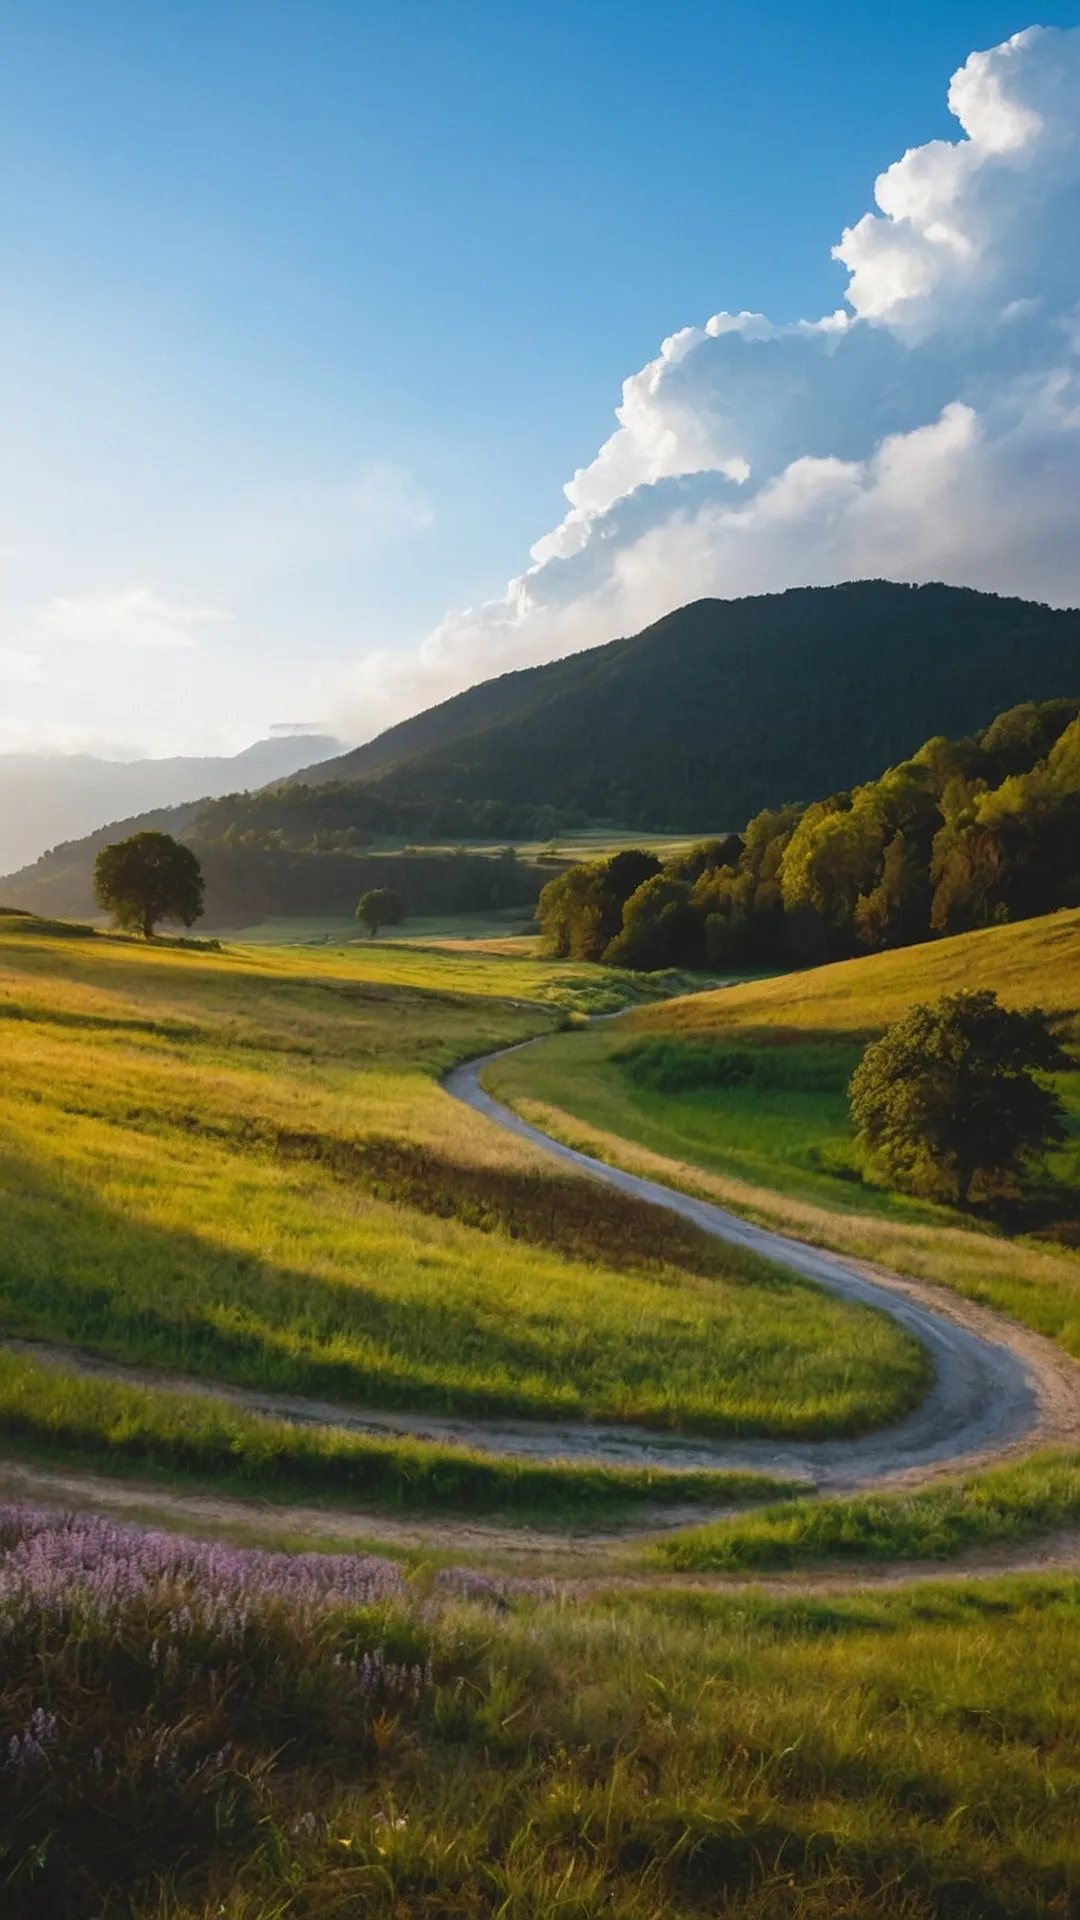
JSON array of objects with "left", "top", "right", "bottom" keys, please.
[
  {"left": 94, "top": 832, "right": 205, "bottom": 940},
  {"left": 355, "top": 887, "right": 405, "bottom": 938},
  {"left": 848, "top": 988, "right": 1068, "bottom": 1207}
]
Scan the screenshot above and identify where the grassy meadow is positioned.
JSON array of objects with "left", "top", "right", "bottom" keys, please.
[
  {"left": 0, "top": 1346, "right": 800, "bottom": 1521},
  {"left": 486, "top": 911, "right": 1080, "bottom": 1342},
  {"left": 488, "top": 909, "right": 1080, "bottom": 1223},
  {"left": 654, "top": 1446, "right": 1080, "bottom": 1572},
  {"left": 486, "top": 910, "right": 1080, "bottom": 1570},
  {"left": 7, "top": 1509, "right": 1080, "bottom": 1919},
  {"left": 0, "top": 912, "right": 930, "bottom": 1514}
]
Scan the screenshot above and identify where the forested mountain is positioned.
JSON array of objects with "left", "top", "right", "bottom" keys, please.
[
  {"left": 4, "top": 581, "right": 1078, "bottom": 927},
  {"left": 289, "top": 582, "right": 1080, "bottom": 829}
]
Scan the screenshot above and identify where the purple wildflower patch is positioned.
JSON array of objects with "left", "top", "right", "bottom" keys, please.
[{"left": 0, "top": 1502, "right": 405, "bottom": 1627}]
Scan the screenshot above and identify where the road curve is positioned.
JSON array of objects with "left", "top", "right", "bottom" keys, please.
[{"left": 443, "top": 1041, "right": 1080, "bottom": 1492}]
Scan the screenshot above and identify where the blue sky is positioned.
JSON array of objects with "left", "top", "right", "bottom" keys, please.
[{"left": 1, "top": 2, "right": 1078, "bottom": 755}]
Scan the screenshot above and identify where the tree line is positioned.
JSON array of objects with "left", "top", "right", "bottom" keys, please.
[
  {"left": 539, "top": 698, "right": 1080, "bottom": 971},
  {"left": 190, "top": 783, "right": 583, "bottom": 853}
]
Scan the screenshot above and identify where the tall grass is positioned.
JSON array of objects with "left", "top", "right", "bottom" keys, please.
[
  {"left": 653, "top": 1448, "right": 1080, "bottom": 1571},
  {"left": 5, "top": 1507, "right": 1080, "bottom": 1917},
  {"left": 0, "top": 1347, "right": 797, "bottom": 1518},
  {"left": 0, "top": 920, "right": 926, "bottom": 1440}
]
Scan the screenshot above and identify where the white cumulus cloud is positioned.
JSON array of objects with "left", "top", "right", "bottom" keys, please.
[{"left": 336, "top": 25, "right": 1080, "bottom": 740}]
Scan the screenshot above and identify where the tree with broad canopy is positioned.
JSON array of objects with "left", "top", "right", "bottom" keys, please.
[
  {"left": 848, "top": 988, "right": 1068, "bottom": 1207},
  {"left": 93, "top": 832, "right": 204, "bottom": 940},
  {"left": 355, "top": 887, "right": 405, "bottom": 937}
]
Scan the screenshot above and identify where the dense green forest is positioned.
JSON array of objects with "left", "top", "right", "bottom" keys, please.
[
  {"left": 189, "top": 782, "right": 579, "bottom": 851},
  {"left": 540, "top": 697, "right": 1080, "bottom": 970},
  {"left": 284, "top": 581, "right": 1080, "bottom": 829}
]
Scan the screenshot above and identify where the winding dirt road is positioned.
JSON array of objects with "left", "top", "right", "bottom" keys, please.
[
  {"left": 3, "top": 1030, "right": 1079, "bottom": 1579},
  {"left": 441, "top": 1042, "right": 1080, "bottom": 1492}
]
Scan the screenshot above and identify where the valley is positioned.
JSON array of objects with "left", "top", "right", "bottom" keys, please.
[
  {"left": 4, "top": 898, "right": 1080, "bottom": 1917},
  {"left": 3, "top": 750, "right": 1080, "bottom": 1920}
]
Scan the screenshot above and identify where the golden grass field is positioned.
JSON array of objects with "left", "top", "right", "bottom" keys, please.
[
  {"left": 0, "top": 912, "right": 932, "bottom": 1518},
  {"left": 4, "top": 911, "right": 1080, "bottom": 1919},
  {"left": 633, "top": 907, "right": 1080, "bottom": 1041}
]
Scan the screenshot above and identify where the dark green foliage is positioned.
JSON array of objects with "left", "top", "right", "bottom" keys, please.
[
  {"left": 615, "top": 1037, "right": 757, "bottom": 1093},
  {"left": 848, "top": 990, "right": 1068, "bottom": 1206},
  {"left": 190, "top": 778, "right": 583, "bottom": 851},
  {"left": 538, "top": 848, "right": 661, "bottom": 959},
  {"left": 356, "top": 885, "right": 405, "bottom": 936},
  {"left": 605, "top": 873, "right": 702, "bottom": 970},
  {"left": 7, "top": 582, "right": 1080, "bottom": 929},
  {"left": 541, "top": 698, "right": 1080, "bottom": 973},
  {"left": 93, "top": 832, "right": 204, "bottom": 939}
]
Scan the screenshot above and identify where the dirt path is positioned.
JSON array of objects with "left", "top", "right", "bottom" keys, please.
[
  {"left": 3, "top": 1452, "right": 1080, "bottom": 1593},
  {"left": 3, "top": 1032, "right": 1079, "bottom": 1581},
  {"left": 443, "top": 1044, "right": 1080, "bottom": 1494}
]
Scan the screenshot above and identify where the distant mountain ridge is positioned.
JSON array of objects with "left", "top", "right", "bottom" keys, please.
[
  {"left": 288, "top": 582, "right": 1080, "bottom": 827},
  {"left": 3, "top": 581, "right": 1079, "bottom": 926},
  {"left": 0, "top": 733, "right": 344, "bottom": 875}
]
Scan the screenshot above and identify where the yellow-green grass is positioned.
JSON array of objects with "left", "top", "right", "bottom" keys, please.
[
  {"left": 0, "top": 1346, "right": 800, "bottom": 1520},
  {"left": 485, "top": 911, "right": 1080, "bottom": 1353},
  {"left": 0, "top": 915, "right": 925, "bottom": 1470},
  {"left": 484, "top": 914, "right": 1080, "bottom": 1572},
  {"left": 633, "top": 906, "right": 1080, "bottom": 1040},
  {"left": 12, "top": 1553, "right": 1080, "bottom": 1919},
  {"left": 654, "top": 1448, "right": 1080, "bottom": 1572}
]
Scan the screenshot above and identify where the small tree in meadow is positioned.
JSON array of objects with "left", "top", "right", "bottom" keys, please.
[
  {"left": 356, "top": 887, "right": 405, "bottom": 938},
  {"left": 93, "top": 832, "right": 204, "bottom": 939},
  {"left": 848, "top": 988, "right": 1067, "bottom": 1207}
]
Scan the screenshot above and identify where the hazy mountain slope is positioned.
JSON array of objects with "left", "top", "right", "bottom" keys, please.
[
  {"left": 0, "top": 733, "right": 343, "bottom": 874},
  {"left": 297, "top": 582, "right": 1080, "bottom": 828}
]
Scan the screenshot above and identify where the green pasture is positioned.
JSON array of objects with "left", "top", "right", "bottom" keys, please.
[
  {"left": 0, "top": 915, "right": 927, "bottom": 1508},
  {"left": 488, "top": 1024, "right": 938, "bottom": 1220},
  {"left": 486, "top": 910, "right": 1080, "bottom": 1572},
  {"left": 487, "top": 911, "right": 1080, "bottom": 1225}
]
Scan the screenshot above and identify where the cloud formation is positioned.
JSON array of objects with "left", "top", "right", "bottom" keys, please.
[
  {"left": 338, "top": 25, "right": 1080, "bottom": 738},
  {"left": 34, "top": 588, "right": 231, "bottom": 651}
]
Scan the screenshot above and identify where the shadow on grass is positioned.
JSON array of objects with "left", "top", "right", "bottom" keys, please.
[{"left": 0, "top": 1133, "right": 829, "bottom": 1431}]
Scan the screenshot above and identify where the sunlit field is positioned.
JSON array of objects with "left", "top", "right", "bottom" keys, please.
[
  {"left": 485, "top": 911, "right": 1080, "bottom": 1571},
  {"left": 487, "top": 911, "right": 1080, "bottom": 1329},
  {"left": 6, "top": 1507, "right": 1080, "bottom": 1920},
  {"left": 0, "top": 914, "right": 929, "bottom": 1514}
]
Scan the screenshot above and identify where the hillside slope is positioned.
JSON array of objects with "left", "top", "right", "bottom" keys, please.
[
  {"left": 630, "top": 907, "right": 1080, "bottom": 1041},
  {"left": 294, "top": 581, "right": 1080, "bottom": 828}
]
